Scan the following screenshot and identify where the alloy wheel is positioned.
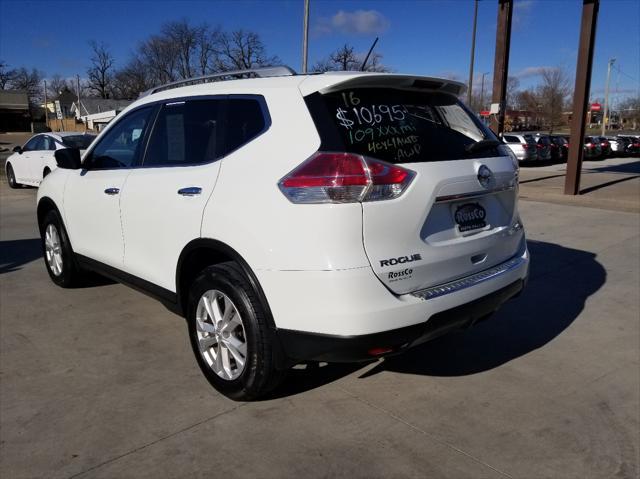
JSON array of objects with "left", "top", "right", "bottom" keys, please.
[
  {"left": 195, "top": 289, "right": 247, "bottom": 380},
  {"left": 44, "top": 223, "right": 63, "bottom": 276}
]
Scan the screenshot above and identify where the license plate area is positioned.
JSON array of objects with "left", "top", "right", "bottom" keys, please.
[{"left": 453, "top": 201, "right": 487, "bottom": 233}]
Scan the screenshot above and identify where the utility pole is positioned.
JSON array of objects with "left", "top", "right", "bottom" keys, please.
[
  {"left": 43, "top": 80, "right": 48, "bottom": 128},
  {"left": 76, "top": 74, "right": 82, "bottom": 131},
  {"left": 480, "top": 71, "right": 489, "bottom": 112},
  {"left": 467, "top": 0, "right": 479, "bottom": 105},
  {"left": 490, "top": 0, "right": 513, "bottom": 135},
  {"left": 564, "top": 0, "right": 599, "bottom": 195},
  {"left": 602, "top": 57, "right": 615, "bottom": 136},
  {"left": 302, "top": 0, "right": 310, "bottom": 73}
]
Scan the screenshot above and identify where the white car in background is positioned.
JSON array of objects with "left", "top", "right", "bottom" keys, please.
[
  {"left": 5, "top": 132, "right": 96, "bottom": 188},
  {"left": 501, "top": 133, "right": 538, "bottom": 162}
]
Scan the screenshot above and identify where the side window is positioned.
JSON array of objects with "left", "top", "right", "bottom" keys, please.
[
  {"left": 503, "top": 135, "right": 518, "bottom": 143},
  {"left": 144, "top": 99, "right": 222, "bottom": 167},
  {"left": 43, "top": 136, "right": 56, "bottom": 150},
  {"left": 223, "top": 98, "right": 266, "bottom": 154},
  {"left": 86, "top": 107, "right": 153, "bottom": 169},
  {"left": 23, "top": 136, "right": 40, "bottom": 151}
]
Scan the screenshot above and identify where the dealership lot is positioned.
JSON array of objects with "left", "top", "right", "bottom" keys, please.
[{"left": 1, "top": 161, "right": 639, "bottom": 478}]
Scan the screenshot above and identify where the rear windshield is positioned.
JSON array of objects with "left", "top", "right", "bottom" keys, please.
[
  {"left": 60, "top": 135, "right": 96, "bottom": 149},
  {"left": 537, "top": 137, "right": 550, "bottom": 145},
  {"left": 305, "top": 88, "right": 506, "bottom": 164},
  {"left": 523, "top": 134, "right": 536, "bottom": 144}
]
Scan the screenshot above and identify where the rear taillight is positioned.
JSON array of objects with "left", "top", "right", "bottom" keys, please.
[
  {"left": 279, "top": 152, "right": 415, "bottom": 204},
  {"left": 521, "top": 143, "right": 528, "bottom": 149}
]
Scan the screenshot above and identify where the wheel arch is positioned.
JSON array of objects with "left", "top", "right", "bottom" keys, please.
[
  {"left": 176, "top": 239, "right": 276, "bottom": 329},
  {"left": 37, "top": 197, "right": 62, "bottom": 236}
]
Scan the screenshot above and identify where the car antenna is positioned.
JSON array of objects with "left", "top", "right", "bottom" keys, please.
[{"left": 360, "top": 37, "right": 379, "bottom": 72}]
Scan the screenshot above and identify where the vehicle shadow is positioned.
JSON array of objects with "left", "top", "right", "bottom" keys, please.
[
  {"left": 268, "top": 239, "right": 605, "bottom": 397},
  {"left": 369, "top": 239, "right": 605, "bottom": 377},
  {"left": 0, "top": 238, "right": 42, "bottom": 274},
  {"left": 0, "top": 237, "right": 115, "bottom": 286},
  {"left": 587, "top": 159, "right": 640, "bottom": 174}
]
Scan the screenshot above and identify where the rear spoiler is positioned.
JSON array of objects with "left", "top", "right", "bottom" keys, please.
[{"left": 300, "top": 73, "right": 466, "bottom": 98}]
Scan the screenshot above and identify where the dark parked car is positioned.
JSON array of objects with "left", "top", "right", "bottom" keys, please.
[
  {"left": 597, "top": 137, "right": 612, "bottom": 157},
  {"left": 535, "top": 135, "right": 552, "bottom": 161},
  {"left": 584, "top": 137, "right": 603, "bottom": 159},
  {"left": 549, "top": 135, "right": 568, "bottom": 161},
  {"left": 618, "top": 135, "right": 640, "bottom": 156}
]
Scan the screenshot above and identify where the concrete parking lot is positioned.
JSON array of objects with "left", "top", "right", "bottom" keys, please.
[{"left": 1, "top": 158, "right": 639, "bottom": 478}]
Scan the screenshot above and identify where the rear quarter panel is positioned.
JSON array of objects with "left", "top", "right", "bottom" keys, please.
[{"left": 200, "top": 88, "right": 370, "bottom": 272}]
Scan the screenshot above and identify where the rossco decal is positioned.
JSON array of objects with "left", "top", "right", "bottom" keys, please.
[{"left": 388, "top": 268, "right": 413, "bottom": 282}]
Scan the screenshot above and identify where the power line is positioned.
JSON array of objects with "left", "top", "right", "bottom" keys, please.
[{"left": 614, "top": 65, "right": 639, "bottom": 84}]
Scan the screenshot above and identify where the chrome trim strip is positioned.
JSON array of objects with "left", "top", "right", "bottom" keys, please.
[
  {"left": 410, "top": 255, "right": 526, "bottom": 300},
  {"left": 435, "top": 184, "right": 515, "bottom": 203}
]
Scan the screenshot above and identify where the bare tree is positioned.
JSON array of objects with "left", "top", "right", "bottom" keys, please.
[
  {"left": 47, "top": 74, "right": 70, "bottom": 98},
  {"left": 0, "top": 60, "right": 16, "bottom": 89},
  {"left": 112, "top": 58, "right": 153, "bottom": 99},
  {"left": 619, "top": 96, "right": 640, "bottom": 130},
  {"left": 109, "top": 22, "right": 279, "bottom": 97},
  {"left": 364, "top": 51, "right": 391, "bottom": 73},
  {"left": 214, "top": 29, "right": 279, "bottom": 71},
  {"left": 162, "top": 19, "right": 199, "bottom": 79},
  {"left": 10, "top": 67, "right": 44, "bottom": 104},
  {"left": 140, "top": 35, "right": 180, "bottom": 84},
  {"left": 506, "top": 76, "right": 520, "bottom": 110},
  {"left": 87, "top": 41, "right": 115, "bottom": 98},
  {"left": 538, "top": 67, "right": 571, "bottom": 133},
  {"left": 312, "top": 44, "right": 390, "bottom": 72},
  {"left": 330, "top": 44, "right": 359, "bottom": 71}
]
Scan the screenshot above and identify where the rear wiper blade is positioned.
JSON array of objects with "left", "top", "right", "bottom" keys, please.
[{"left": 465, "top": 139, "right": 501, "bottom": 153}]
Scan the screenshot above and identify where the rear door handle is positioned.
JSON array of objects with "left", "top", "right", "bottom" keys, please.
[
  {"left": 178, "top": 187, "right": 202, "bottom": 196},
  {"left": 104, "top": 187, "right": 120, "bottom": 195}
]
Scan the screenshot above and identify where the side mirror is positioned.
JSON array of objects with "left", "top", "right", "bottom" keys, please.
[
  {"left": 12, "top": 146, "right": 22, "bottom": 154},
  {"left": 55, "top": 148, "right": 82, "bottom": 170}
]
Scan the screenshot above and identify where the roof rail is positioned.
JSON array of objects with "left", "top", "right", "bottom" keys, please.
[{"left": 140, "top": 66, "right": 297, "bottom": 97}]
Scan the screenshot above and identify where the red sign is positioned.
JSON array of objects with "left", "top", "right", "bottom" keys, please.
[
  {"left": 590, "top": 103, "right": 601, "bottom": 112},
  {"left": 480, "top": 110, "right": 490, "bottom": 116}
]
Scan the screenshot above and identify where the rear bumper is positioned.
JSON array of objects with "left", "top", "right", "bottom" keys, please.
[
  {"left": 277, "top": 279, "right": 524, "bottom": 362},
  {"left": 257, "top": 244, "right": 529, "bottom": 362}
]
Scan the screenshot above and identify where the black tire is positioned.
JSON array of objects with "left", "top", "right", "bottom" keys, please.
[
  {"left": 41, "top": 210, "right": 84, "bottom": 288},
  {"left": 6, "top": 163, "right": 20, "bottom": 189},
  {"left": 187, "top": 262, "right": 284, "bottom": 401},
  {"left": 43, "top": 167, "right": 51, "bottom": 179}
]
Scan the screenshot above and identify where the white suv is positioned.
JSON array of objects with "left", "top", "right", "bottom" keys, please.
[{"left": 37, "top": 67, "right": 529, "bottom": 400}]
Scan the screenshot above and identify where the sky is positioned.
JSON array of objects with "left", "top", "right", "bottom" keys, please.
[{"left": 1, "top": 0, "right": 639, "bottom": 106}]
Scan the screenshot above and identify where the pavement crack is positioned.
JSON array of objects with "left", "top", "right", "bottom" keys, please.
[
  {"left": 66, "top": 403, "right": 247, "bottom": 479},
  {"left": 337, "top": 386, "right": 514, "bottom": 479}
]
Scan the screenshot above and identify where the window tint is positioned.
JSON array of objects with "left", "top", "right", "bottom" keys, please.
[
  {"left": 306, "top": 88, "right": 506, "bottom": 164},
  {"left": 23, "top": 136, "right": 40, "bottom": 151},
  {"left": 503, "top": 135, "right": 518, "bottom": 143},
  {"left": 223, "top": 98, "right": 266, "bottom": 154},
  {"left": 87, "top": 107, "right": 153, "bottom": 169},
  {"left": 144, "top": 99, "right": 222, "bottom": 167}
]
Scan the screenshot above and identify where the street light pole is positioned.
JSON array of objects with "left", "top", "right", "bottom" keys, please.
[
  {"left": 602, "top": 57, "right": 615, "bottom": 136},
  {"left": 43, "top": 80, "right": 48, "bottom": 129},
  {"left": 467, "top": 0, "right": 479, "bottom": 105},
  {"left": 302, "top": 0, "right": 310, "bottom": 73}
]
